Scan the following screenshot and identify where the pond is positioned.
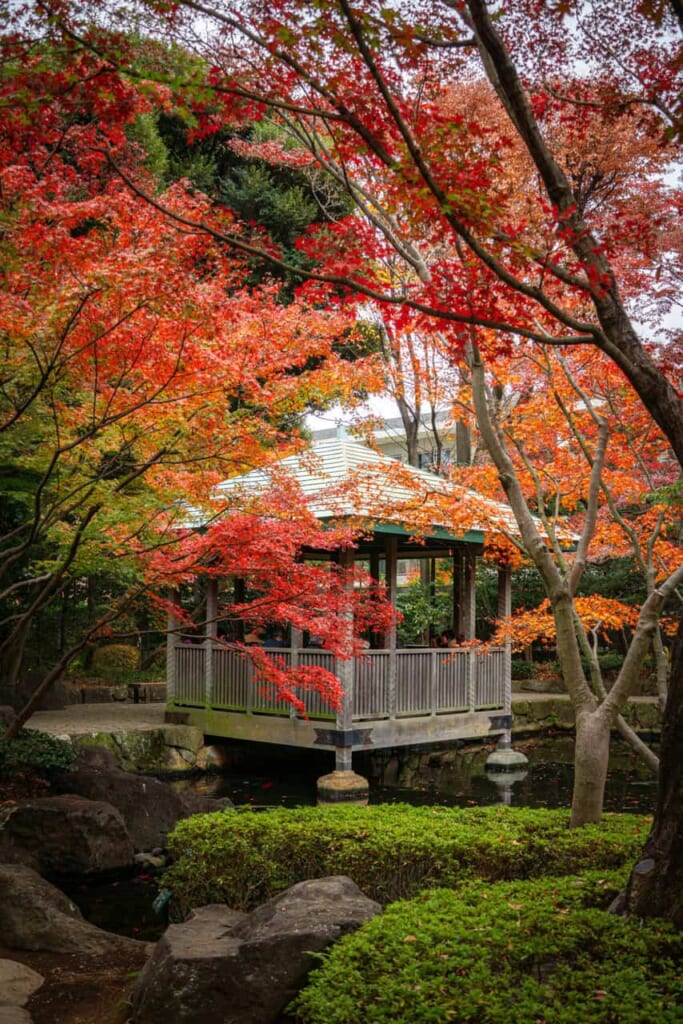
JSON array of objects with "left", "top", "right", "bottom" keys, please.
[
  {"left": 62, "top": 732, "right": 657, "bottom": 942},
  {"left": 172, "top": 732, "right": 658, "bottom": 815}
]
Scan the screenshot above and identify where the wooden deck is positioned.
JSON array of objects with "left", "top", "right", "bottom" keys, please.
[{"left": 167, "top": 645, "right": 511, "bottom": 751}]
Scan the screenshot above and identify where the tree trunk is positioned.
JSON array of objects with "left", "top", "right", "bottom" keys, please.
[
  {"left": 396, "top": 395, "right": 420, "bottom": 467},
  {"left": 571, "top": 708, "right": 612, "bottom": 826},
  {"left": 617, "top": 614, "right": 683, "bottom": 925}
]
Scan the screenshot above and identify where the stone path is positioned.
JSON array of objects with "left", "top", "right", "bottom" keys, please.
[{"left": 27, "top": 703, "right": 166, "bottom": 737}]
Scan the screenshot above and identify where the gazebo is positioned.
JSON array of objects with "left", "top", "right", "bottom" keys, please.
[{"left": 165, "top": 432, "right": 519, "bottom": 799}]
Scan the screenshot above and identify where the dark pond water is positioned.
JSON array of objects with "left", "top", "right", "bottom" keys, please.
[
  {"left": 173, "top": 732, "right": 658, "bottom": 816},
  {"left": 63, "top": 734, "right": 658, "bottom": 941},
  {"left": 61, "top": 870, "right": 164, "bottom": 942},
  {"left": 173, "top": 759, "right": 656, "bottom": 815}
]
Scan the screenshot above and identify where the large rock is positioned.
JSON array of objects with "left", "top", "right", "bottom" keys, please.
[
  {"left": 52, "top": 763, "right": 186, "bottom": 853},
  {"left": 0, "top": 864, "right": 147, "bottom": 955},
  {"left": 0, "top": 794, "right": 134, "bottom": 874},
  {"left": 0, "top": 959, "right": 44, "bottom": 1006},
  {"left": 73, "top": 724, "right": 206, "bottom": 772},
  {"left": 0, "top": 1008, "right": 33, "bottom": 1024},
  {"left": 132, "top": 876, "right": 381, "bottom": 1024},
  {"left": 52, "top": 749, "right": 231, "bottom": 851}
]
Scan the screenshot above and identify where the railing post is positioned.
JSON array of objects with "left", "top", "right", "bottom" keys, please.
[
  {"left": 468, "top": 647, "right": 476, "bottom": 712},
  {"left": 246, "top": 660, "right": 254, "bottom": 714},
  {"left": 290, "top": 626, "right": 302, "bottom": 718},
  {"left": 430, "top": 650, "right": 438, "bottom": 716},
  {"left": 166, "top": 588, "right": 181, "bottom": 705},
  {"left": 385, "top": 535, "right": 398, "bottom": 719},
  {"left": 204, "top": 578, "right": 217, "bottom": 708}
]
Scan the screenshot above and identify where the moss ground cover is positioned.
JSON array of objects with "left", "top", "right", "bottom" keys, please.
[
  {"left": 291, "top": 871, "right": 683, "bottom": 1024},
  {"left": 163, "top": 804, "right": 649, "bottom": 913}
]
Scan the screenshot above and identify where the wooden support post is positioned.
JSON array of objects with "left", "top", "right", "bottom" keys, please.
[
  {"left": 454, "top": 549, "right": 464, "bottom": 638},
  {"left": 166, "top": 588, "right": 181, "bottom": 705},
  {"left": 385, "top": 535, "right": 398, "bottom": 719},
  {"left": 204, "top": 578, "right": 218, "bottom": 707},
  {"left": 463, "top": 550, "right": 476, "bottom": 641},
  {"left": 369, "top": 551, "right": 380, "bottom": 584},
  {"left": 234, "top": 577, "right": 245, "bottom": 640},
  {"left": 290, "top": 627, "right": 302, "bottom": 667},
  {"left": 290, "top": 626, "right": 302, "bottom": 719}
]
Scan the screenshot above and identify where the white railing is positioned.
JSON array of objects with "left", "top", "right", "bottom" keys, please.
[{"left": 173, "top": 645, "right": 505, "bottom": 720}]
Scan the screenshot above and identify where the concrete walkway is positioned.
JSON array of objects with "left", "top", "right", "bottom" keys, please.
[
  {"left": 25, "top": 691, "right": 657, "bottom": 740},
  {"left": 27, "top": 702, "right": 167, "bottom": 736}
]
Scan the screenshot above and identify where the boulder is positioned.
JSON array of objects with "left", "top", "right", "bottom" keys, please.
[
  {"left": 176, "top": 789, "right": 233, "bottom": 818},
  {"left": 0, "top": 1008, "right": 33, "bottom": 1024},
  {"left": 0, "top": 960, "right": 44, "bottom": 1006},
  {"left": 52, "top": 748, "right": 231, "bottom": 851},
  {"left": 132, "top": 876, "right": 381, "bottom": 1024},
  {"left": 0, "top": 795, "right": 134, "bottom": 874},
  {"left": 52, "top": 765, "right": 187, "bottom": 853},
  {"left": 73, "top": 724, "right": 206, "bottom": 772},
  {"left": 0, "top": 864, "right": 147, "bottom": 955},
  {"left": 0, "top": 706, "right": 16, "bottom": 729}
]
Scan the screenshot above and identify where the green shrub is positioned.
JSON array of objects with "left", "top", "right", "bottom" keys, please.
[
  {"left": 0, "top": 728, "right": 75, "bottom": 778},
  {"left": 91, "top": 643, "right": 139, "bottom": 681},
  {"left": 292, "top": 871, "right": 683, "bottom": 1024},
  {"left": 163, "top": 805, "right": 649, "bottom": 914},
  {"left": 595, "top": 650, "right": 625, "bottom": 673},
  {"left": 554, "top": 651, "right": 625, "bottom": 678},
  {"left": 511, "top": 658, "right": 535, "bottom": 680}
]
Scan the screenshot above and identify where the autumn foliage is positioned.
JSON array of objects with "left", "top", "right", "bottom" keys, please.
[{"left": 0, "top": 33, "right": 386, "bottom": 720}]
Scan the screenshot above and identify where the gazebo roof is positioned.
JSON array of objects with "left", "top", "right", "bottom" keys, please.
[{"left": 214, "top": 433, "right": 520, "bottom": 546}]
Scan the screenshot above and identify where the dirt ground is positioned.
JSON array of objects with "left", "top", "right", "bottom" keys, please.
[{"left": 1, "top": 945, "right": 150, "bottom": 1024}]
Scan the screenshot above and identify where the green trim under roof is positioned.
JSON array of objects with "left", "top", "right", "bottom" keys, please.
[{"left": 318, "top": 515, "right": 484, "bottom": 545}]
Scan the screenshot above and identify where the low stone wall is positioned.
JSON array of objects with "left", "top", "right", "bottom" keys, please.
[
  {"left": 71, "top": 725, "right": 223, "bottom": 773},
  {"left": 511, "top": 695, "right": 661, "bottom": 735},
  {"left": 66, "top": 682, "right": 167, "bottom": 705}
]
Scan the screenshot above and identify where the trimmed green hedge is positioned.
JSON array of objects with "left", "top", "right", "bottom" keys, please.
[
  {"left": 91, "top": 643, "right": 139, "bottom": 681},
  {"left": 291, "top": 871, "right": 683, "bottom": 1024},
  {"left": 163, "top": 805, "right": 649, "bottom": 914}
]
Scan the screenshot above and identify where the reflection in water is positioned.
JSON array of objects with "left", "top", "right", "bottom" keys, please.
[
  {"left": 188, "top": 757, "right": 656, "bottom": 815},
  {"left": 485, "top": 768, "right": 529, "bottom": 806}
]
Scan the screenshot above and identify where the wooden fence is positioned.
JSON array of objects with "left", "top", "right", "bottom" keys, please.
[{"left": 173, "top": 645, "right": 506, "bottom": 722}]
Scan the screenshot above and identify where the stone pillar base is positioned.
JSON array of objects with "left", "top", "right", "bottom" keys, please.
[
  {"left": 317, "top": 770, "right": 369, "bottom": 806},
  {"left": 485, "top": 745, "right": 529, "bottom": 771}
]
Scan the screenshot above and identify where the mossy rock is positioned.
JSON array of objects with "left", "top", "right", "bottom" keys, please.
[
  {"left": 73, "top": 725, "right": 204, "bottom": 772},
  {"left": 621, "top": 701, "right": 662, "bottom": 732}
]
